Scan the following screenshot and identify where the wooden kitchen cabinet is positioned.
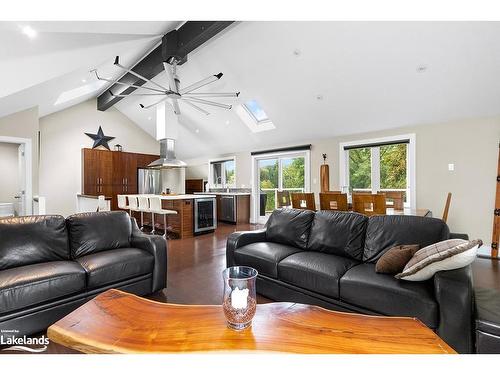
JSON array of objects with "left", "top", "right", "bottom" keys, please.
[
  {"left": 82, "top": 149, "right": 113, "bottom": 196},
  {"left": 82, "top": 149, "right": 159, "bottom": 210}
]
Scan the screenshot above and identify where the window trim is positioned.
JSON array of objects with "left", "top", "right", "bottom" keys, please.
[{"left": 339, "top": 134, "right": 416, "bottom": 208}]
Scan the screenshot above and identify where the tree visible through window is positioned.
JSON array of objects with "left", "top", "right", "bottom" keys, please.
[
  {"left": 380, "top": 144, "right": 407, "bottom": 189},
  {"left": 346, "top": 142, "right": 409, "bottom": 201},
  {"left": 349, "top": 148, "right": 371, "bottom": 190}
]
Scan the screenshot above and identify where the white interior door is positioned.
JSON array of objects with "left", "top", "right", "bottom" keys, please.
[{"left": 16, "top": 144, "right": 26, "bottom": 216}]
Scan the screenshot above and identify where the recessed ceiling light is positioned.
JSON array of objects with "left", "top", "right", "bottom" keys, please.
[
  {"left": 195, "top": 129, "right": 200, "bottom": 133},
  {"left": 416, "top": 64, "right": 428, "bottom": 73},
  {"left": 147, "top": 116, "right": 152, "bottom": 120},
  {"left": 81, "top": 79, "right": 87, "bottom": 83},
  {"left": 21, "top": 25, "right": 37, "bottom": 39},
  {"left": 225, "top": 120, "right": 230, "bottom": 125}
]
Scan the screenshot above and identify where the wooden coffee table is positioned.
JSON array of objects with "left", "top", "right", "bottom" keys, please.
[{"left": 47, "top": 289, "right": 455, "bottom": 354}]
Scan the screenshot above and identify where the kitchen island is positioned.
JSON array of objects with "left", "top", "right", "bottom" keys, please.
[{"left": 130, "top": 194, "right": 216, "bottom": 239}]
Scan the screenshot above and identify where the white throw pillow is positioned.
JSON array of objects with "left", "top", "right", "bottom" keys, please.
[{"left": 395, "top": 239, "right": 481, "bottom": 281}]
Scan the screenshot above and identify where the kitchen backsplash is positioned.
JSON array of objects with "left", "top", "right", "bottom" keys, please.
[{"left": 209, "top": 188, "right": 252, "bottom": 193}]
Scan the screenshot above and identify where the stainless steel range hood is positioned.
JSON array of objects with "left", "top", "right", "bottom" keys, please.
[{"left": 148, "top": 138, "right": 186, "bottom": 169}]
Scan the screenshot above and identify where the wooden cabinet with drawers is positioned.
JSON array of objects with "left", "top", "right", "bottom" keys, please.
[{"left": 82, "top": 148, "right": 159, "bottom": 210}]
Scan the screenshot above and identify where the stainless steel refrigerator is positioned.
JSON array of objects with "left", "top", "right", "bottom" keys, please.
[{"left": 138, "top": 168, "right": 162, "bottom": 195}]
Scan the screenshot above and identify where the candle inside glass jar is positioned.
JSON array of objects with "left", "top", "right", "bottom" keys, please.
[{"left": 230, "top": 287, "right": 249, "bottom": 309}]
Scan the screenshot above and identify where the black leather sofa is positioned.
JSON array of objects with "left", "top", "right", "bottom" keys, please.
[
  {"left": 0, "top": 211, "right": 167, "bottom": 339},
  {"left": 227, "top": 208, "right": 474, "bottom": 353}
]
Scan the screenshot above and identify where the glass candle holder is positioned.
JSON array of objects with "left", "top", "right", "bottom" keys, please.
[{"left": 222, "top": 266, "right": 258, "bottom": 330}]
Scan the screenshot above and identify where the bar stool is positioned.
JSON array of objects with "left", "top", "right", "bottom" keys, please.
[
  {"left": 117, "top": 195, "right": 131, "bottom": 214},
  {"left": 148, "top": 196, "right": 177, "bottom": 239},
  {"left": 137, "top": 195, "right": 152, "bottom": 231},
  {"left": 127, "top": 195, "right": 140, "bottom": 225}
]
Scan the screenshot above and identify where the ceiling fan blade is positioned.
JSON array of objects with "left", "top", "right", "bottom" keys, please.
[
  {"left": 139, "top": 97, "right": 169, "bottom": 110},
  {"left": 179, "top": 73, "right": 223, "bottom": 95},
  {"left": 114, "top": 56, "right": 169, "bottom": 91},
  {"left": 183, "top": 92, "right": 240, "bottom": 98},
  {"left": 92, "top": 70, "right": 165, "bottom": 93},
  {"left": 181, "top": 96, "right": 232, "bottom": 110},
  {"left": 172, "top": 99, "right": 181, "bottom": 115},
  {"left": 181, "top": 99, "right": 210, "bottom": 115},
  {"left": 163, "top": 62, "right": 180, "bottom": 93},
  {"left": 108, "top": 90, "right": 165, "bottom": 98}
]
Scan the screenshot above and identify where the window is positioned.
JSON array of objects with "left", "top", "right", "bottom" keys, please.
[
  {"left": 209, "top": 159, "right": 236, "bottom": 188},
  {"left": 253, "top": 149, "right": 310, "bottom": 223},
  {"left": 244, "top": 100, "right": 270, "bottom": 123},
  {"left": 339, "top": 135, "right": 416, "bottom": 207},
  {"left": 236, "top": 100, "right": 276, "bottom": 133}
]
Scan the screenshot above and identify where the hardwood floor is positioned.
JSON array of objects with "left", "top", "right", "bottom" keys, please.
[{"left": 2, "top": 223, "right": 499, "bottom": 354}]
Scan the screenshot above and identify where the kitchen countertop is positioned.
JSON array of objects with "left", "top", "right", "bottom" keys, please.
[
  {"left": 155, "top": 194, "right": 216, "bottom": 200},
  {"left": 194, "top": 192, "right": 251, "bottom": 196}
]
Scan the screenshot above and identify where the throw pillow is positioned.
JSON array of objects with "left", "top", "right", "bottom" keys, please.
[
  {"left": 375, "top": 244, "right": 420, "bottom": 274},
  {"left": 395, "top": 239, "right": 482, "bottom": 281}
]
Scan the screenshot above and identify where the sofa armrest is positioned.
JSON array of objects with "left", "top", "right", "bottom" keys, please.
[
  {"left": 226, "top": 229, "right": 267, "bottom": 267},
  {"left": 130, "top": 218, "right": 167, "bottom": 293},
  {"left": 434, "top": 265, "right": 474, "bottom": 353},
  {"left": 450, "top": 233, "right": 469, "bottom": 240}
]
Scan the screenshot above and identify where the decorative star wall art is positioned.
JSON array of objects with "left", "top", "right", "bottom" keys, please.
[{"left": 85, "top": 126, "right": 115, "bottom": 150}]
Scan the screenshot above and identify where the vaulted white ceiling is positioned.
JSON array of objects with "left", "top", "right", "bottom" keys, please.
[
  {"left": 2, "top": 21, "right": 500, "bottom": 160},
  {"left": 0, "top": 21, "right": 181, "bottom": 117},
  {"left": 114, "top": 21, "right": 500, "bottom": 159}
]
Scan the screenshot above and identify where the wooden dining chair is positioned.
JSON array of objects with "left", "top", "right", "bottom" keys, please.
[
  {"left": 442, "top": 192, "right": 452, "bottom": 223},
  {"left": 352, "top": 193, "right": 387, "bottom": 216},
  {"left": 379, "top": 191, "right": 404, "bottom": 210},
  {"left": 319, "top": 193, "right": 348, "bottom": 211},
  {"left": 276, "top": 191, "right": 291, "bottom": 208},
  {"left": 291, "top": 193, "right": 316, "bottom": 211}
]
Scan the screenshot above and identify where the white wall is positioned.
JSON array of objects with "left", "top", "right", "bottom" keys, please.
[
  {"left": 0, "top": 143, "right": 19, "bottom": 204},
  {"left": 39, "top": 99, "right": 160, "bottom": 216},
  {"left": 185, "top": 116, "right": 499, "bottom": 242}
]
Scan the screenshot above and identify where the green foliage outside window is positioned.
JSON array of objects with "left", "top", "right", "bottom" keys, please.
[
  {"left": 349, "top": 148, "right": 371, "bottom": 189},
  {"left": 380, "top": 144, "right": 407, "bottom": 189}
]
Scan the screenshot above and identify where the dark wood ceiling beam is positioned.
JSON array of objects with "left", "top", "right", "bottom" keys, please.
[{"left": 97, "top": 21, "right": 234, "bottom": 111}]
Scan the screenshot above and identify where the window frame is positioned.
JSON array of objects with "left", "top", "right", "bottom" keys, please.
[
  {"left": 339, "top": 134, "right": 416, "bottom": 208},
  {"left": 251, "top": 149, "right": 311, "bottom": 223},
  {"left": 208, "top": 157, "right": 236, "bottom": 188}
]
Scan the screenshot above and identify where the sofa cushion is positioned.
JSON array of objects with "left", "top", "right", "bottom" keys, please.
[
  {"left": 0, "top": 261, "right": 86, "bottom": 315},
  {"left": 266, "top": 208, "right": 315, "bottom": 249},
  {"left": 363, "top": 215, "right": 450, "bottom": 263},
  {"left": 76, "top": 247, "right": 154, "bottom": 289},
  {"left": 278, "top": 252, "right": 360, "bottom": 299},
  {"left": 339, "top": 263, "right": 438, "bottom": 328},
  {"left": 67, "top": 211, "right": 132, "bottom": 258},
  {"left": 233, "top": 242, "right": 303, "bottom": 278},
  {"left": 307, "top": 211, "right": 368, "bottom": 260},
  {"left": 0, "top": 215, "right": 70, "bottom": 271}
]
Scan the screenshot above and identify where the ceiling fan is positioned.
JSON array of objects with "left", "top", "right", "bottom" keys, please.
[{"left": 93, "top": 56, "right": 240, "bottom": 115}]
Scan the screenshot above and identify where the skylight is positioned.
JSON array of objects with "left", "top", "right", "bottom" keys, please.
[
  {"left": 243, "top": 100, "right": 270, "bottom": 123},
  {"left": 54, "top": 81, "right": 106, "bottom": 106}
]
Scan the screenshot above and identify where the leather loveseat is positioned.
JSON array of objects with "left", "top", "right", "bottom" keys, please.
[
  {"left": 227, "top": 208, "right": 474, "bottom": 353},
  {"left": 0, "top": 211, "right": 167, "bottom": 339}
]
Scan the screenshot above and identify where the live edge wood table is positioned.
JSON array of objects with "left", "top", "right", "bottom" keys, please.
[{"left": 47, "top": 289, "right": 455, "bottom": 354}]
